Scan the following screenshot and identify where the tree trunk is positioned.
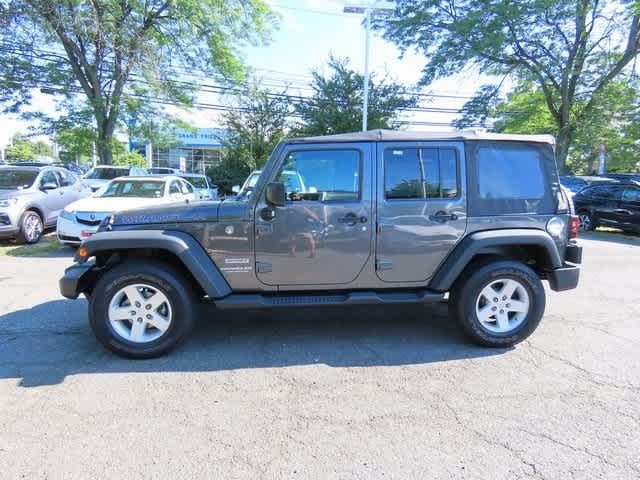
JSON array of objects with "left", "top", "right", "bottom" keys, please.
[
  {"left": 555, "top": 125, "right": 572, "bottom": 175},
  {"left": 95, "top": 116, "right": 116, "bottom": 165}
]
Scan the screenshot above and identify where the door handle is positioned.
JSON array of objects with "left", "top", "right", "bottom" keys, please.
[
  {"left": 429, "top": 211, "right": 458, "bottom": 222},
  {"left": 615, "top": 209, "right": 632, "bottom": 215},
  {"left": 338, "top": 212, "right": 360, "bottom": 226}
]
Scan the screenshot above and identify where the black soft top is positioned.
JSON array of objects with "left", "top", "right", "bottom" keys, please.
[{"left": 286, "top": 129, "right": 555, "bottom": 145}]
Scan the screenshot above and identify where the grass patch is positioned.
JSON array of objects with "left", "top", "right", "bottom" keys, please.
[{"left": 0, "top": 238, "right": 63, "bottom": 257}]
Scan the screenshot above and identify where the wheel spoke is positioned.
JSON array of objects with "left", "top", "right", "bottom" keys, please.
[
  {"left": 496, "top": 311, "right": 510, "bottom": 330},
  {"left": 129, "top": 320, "right": 146, "bottom": 342},
  {"left": 500, "top": 280, "right": 519, "bottom": 299},
  {"left": 110, "top": 306, "right": 132, "bottom": 322},
  {"left": 146, "top": 291, "right": 167, "bottom": 312},
  {"left": 123, "top": 285, "right": 144, "bottom": 306},
  {"left": 146, "top": 313, "right": 170, "bottom": 333},
  {"left": 479, "top": 285, "right": 498, "bottom": 302},
  {"left": 508, "top": 300, "right": 528, "bottom": 313},
  {"left": 476, "top": 304, "right": 494, "bottom": 323}
]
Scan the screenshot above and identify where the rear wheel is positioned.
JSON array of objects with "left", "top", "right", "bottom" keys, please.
[
  {"left": 89, "top": 260, "right": 196, "bottom": 358},
  {"left": 450, "top": 260, "right": 546, "bottom": 347},
  {"left": 578, "top": 211, "right": 595, "bottom": 231},
  {"left": 15, "top": 210, "right": 43, "bottom": 244}
]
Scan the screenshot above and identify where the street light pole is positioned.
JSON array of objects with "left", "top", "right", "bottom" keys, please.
[
  {"left": 362, "top": 6, "right": 371, "bottom": 132},
  {"left": 344, "top": 2, "right": 393, "bottom": 132}
]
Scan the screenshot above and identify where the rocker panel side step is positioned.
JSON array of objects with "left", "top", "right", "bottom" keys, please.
[{"left": 214, "top": 290, "right": 445, "bottom": 310}]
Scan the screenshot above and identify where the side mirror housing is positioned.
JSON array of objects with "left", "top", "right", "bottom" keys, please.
[
  {"left": 41, "top": 182, "right": 57, "bottom": 190},
  {"left": 231, "top": 185, "right": 240, "bottom": 193},
  {"left": 265, "top": 182, "right": 285, "bottom": 207}
]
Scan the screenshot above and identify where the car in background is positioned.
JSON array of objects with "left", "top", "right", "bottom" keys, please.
[
  {"left": 573, "top": 181, "right": 640, "bottom": 233},
  {"left": 232, "top": 169, "right": 307, "bottom": 199},
  {"left": 148, "top": 167, "right": 179, "bottom": 175},
  {"left": 57, "top": 176, "right": 198, "bottom": 245},
  {"left": 602, "top": 172, "right": 640, "bottom": 182},
  {"left": 560, "top": 176, "right": 588, "bottom": 196},
  {"left": 176, "top": 173, "right": 218, "bottom": 200},
  {"left": 0, "top": 165, "right": 91, "bottom": 244},
  {"left": 83, "top": 165, "right": 148, "bottom": 193},
  {"left": 53, "top": 162, "right": 86, "bottom": 176}
]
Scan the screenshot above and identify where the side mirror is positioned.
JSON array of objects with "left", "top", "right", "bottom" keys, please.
[
  {"left": 265, "top": 182, "right": 286, "bottom": 207},
  {"left": 232, "top": 185, "right": 240, "bottom": 193},
  {"left": 41, "top": 182, "right": 57, "bottom": 191}
]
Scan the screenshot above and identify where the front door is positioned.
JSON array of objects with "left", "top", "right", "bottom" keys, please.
[
  {"left": 254, "top": 143, "right": 373, "bottom": 286},
  {"left": 375, "top": 142, "right": 467, "bottom": 283}
]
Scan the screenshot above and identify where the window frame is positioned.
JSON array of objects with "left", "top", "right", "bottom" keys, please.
[
  {"left": 274, "top": 148, "right": 364, "bottom": 204},
  {"left": 383, "top": 146, "right": 461, "bottom": 202}
]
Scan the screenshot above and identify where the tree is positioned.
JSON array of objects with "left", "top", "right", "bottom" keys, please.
[
  {"left": 55, "top": 126, "right": 95, "bottom": 162},
  {"left": 459, "top": 79, "right": 640, "bottom": 173},
  {"left": 0, "top": 1, "right": 276, "bottom": 165},
  {"left": 294, "top": 56, "right": 417, "bottom": 136},
  {"left": 5, "top": 133, "right": 52, "bottom": 161},
  {"left": 209, "top": 84, "right": 291, "bottom": 193},
  {"left": 377, "top": 1, "right": 640, "bottom": 172},
  {"left": 113, "top": 150, "right": 146, "bottom": 167}
]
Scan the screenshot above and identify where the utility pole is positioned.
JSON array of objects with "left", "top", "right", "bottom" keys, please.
[
  {"left": 344, "top": 2, "right": 394, "bottom": 132},
  {"left": 598, "top": 138, "right": 607, "bottom": 175}
]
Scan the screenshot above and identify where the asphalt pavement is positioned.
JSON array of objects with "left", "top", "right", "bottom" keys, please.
[{"left": 0, "top": 232, "right": 638, "bottom": 479}]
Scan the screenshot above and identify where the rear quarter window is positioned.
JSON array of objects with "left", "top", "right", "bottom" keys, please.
[{"left": 467, "top": 141, "right": 557, "bottom": 216}]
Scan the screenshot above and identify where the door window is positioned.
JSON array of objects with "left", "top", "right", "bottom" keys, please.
[
  {"left": 277, "top": 150, "right": 361, "bottom": 202},
  {"left": 40, "top": 171, "right": 59, "bottom": 188},
  {"left": 622, "top": 187, "right": 640, "bottom": 202},
  {"left": 56, "top": 170, "right": 76, "bottom": 186},
  {"left": 169, "top": 181, "right": 181, "bottom": 195},
  {"left": 180, "top": 180, "right": 194, "bottom": 195},
  {"left": 384, "top": 148, "right": 458, "bottom": 200}
]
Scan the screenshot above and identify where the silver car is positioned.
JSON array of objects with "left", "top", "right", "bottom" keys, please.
[
  {"left": 176, "top": 173, "right": 218, "bottom": 200},
  {"left": 0, "top": 165, "right": 91, "bottom": 243}
]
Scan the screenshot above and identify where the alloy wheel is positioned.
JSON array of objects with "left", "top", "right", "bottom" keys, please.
[
  {"left": 108, "top": 283, "right": 173, "bottom": 343},
  {"left": 475, "top": 278, "right": 530, "bottom": 334},
  {"left": 23, "top": 213, "right": 43, "bottom": 243}
]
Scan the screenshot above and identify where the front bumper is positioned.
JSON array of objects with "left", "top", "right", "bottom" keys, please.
[
  {"left": 0, "top": 210, "right": 19, "bottom": 238},
  {"left": 57, "top": 216, "right": 100, "bottom": 245},
  {"left": 59, "top": 261, "right": 98, "bottom": 299},
  {"left": 548, "top": 242, "right": 583, "bottom": 292}
]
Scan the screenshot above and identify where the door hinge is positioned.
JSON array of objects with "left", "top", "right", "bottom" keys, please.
[
  {"left": 376, "top": 258, "right": 393, "bottom": 271},
  {"left": 256, "top": 262, "right": 272, "bottom": 273},
  {"left": 377, "top": 222, "right": 393, "bottom": 233}
]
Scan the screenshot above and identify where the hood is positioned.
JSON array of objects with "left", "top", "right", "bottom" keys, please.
[
  {"left": 111, "top": 200, "right": 224, "bottom": 227},
  {"left": 66, "top": 196, "right": 164, "bottom": 213},
  {"left": 83, "top": 179, "right": 110, "bottom": 189}
]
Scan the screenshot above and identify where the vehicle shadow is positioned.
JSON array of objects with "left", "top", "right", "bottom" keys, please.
[{"left": 0, "top": 299, "right": 509, "bottom": 387}]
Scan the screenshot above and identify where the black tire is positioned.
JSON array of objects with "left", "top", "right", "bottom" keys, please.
[
  {"left": 578, "top": 210, "right": 595, "bottom": 231},
  {"left": 89, "top": 260, "right": 196, "bottom": 358},
  {"left": 449, "top": 260, "right": 546, "bottom": 348},
  {"left": 15, "top": 210, "right": 43, "bottom": 244}
]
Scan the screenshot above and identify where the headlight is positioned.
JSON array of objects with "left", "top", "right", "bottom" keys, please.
[
  {"left": 546, "top": 216, "right": 566, "bottom": 237},
  {"left": 0, "top": 198, "right": 18, "bottom": 208},
  {"left": 59, "top": 209, "right": 75, "bottom": 220}
]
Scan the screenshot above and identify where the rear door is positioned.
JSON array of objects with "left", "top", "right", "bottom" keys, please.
[
  {"left": 38, "top": 170, "right": 66, "bottom": 224},
  {"left": 254, "top": 143, "right": 373, "bottom": 287},
  {"left": 618, "top": 186, "right": 640, "bottom": 229},
  {"left": 590, "top": 185, "right": 623, "bottom": 226},
  {"left": 375, "top": 142, "right": 467, "bottom": 282}
]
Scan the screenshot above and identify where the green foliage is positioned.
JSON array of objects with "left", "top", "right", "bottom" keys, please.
[
  {"left": 0, "top": 0, "right": 278, "bottom": 164},
  {"left": 294, "top": 56, "right": 417, "bottom": 136},
  {"left": 377, "top": 1, "right": 640, "bottom": 171},
  {"left": 113, "top": 151, "right": 146, "bottom": 168},
  {"left": 210, "top": 83, "right": 291, "bottom": 193},
  {"left": 467, "top": 80, "right": 640, "bottom": 174},
  {"left": 5, "top": 134, "right": 52, "bottom": 161},
  {"left": 55, "top": 127, "right": 95, "bottom": 162}
]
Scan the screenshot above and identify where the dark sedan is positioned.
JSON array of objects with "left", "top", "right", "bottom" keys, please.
[{"left": 573, "top": 182, "right": 640, "bottom": 233}]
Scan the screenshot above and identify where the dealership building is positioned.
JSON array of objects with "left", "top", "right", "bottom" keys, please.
[{"left": 132, "top": 127, "right": 226, "bottom": 174}]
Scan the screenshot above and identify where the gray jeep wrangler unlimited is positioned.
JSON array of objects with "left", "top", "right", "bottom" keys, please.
[{"left": 60, "top": 130, "right": 582, "bottom": 358}]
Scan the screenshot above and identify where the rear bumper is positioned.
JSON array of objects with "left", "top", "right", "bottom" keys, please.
[
  {"left": 59, "top": 261, "right": 98, "bottom": 299},
  {"left": 548, "top": 243, "right": 582, "bottom": 292}
]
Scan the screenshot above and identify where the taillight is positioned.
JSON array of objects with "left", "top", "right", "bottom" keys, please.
[{"left": 570, "top": 215, "right": 580, "bottom": 238}]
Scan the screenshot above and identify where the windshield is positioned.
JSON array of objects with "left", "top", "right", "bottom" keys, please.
[
  {"left": 183, "top": 177, "right": 207, "bottom": 188},
  {"left": 101, "top": 180, "right": 165, "bottom": 198},
  {"left": 0, "top": 170, "right": 38, "bottom": 190},
  {"left": 86, "top": 168, "right": 128, "bottom": 180}
]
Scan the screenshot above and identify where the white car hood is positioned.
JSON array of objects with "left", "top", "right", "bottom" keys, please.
[{"left": 65, "top": 196, "right": 165, "bottom": 213}]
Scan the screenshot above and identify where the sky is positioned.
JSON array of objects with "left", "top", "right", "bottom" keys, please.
[{"left": 0, "top": 0, "right": 499, "bottom": 150}]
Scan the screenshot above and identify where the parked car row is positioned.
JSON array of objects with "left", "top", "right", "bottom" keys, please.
[{"left": 0, "top": 163, "right": 219, "bottom": 245}]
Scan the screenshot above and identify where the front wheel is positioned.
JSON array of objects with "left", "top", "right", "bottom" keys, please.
[
  {"left": 89, "top": 260, "right": 196, "bottom": 358},
  {"left": 578, "top": 211, "right": 595, "bottom": 231},
  {"left": 15, "top": 210, "right": 43, "bottom": 244},
  {"left": 450, "top": 260, "right": 546, "bottom": 347}
]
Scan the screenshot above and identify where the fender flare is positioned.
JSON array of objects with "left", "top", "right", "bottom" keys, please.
[
  {"left": 429, "top": 229, "right": 562, "bottom": 292},
  {"left": 76, "top": 229, "right": 232, "bottom": 298}
]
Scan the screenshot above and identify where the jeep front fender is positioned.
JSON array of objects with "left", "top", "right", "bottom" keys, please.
[
  {"left": 429, "top": 229, "right": 563, "bottom": 292},
  {"left": 73, "top": 230, "right": 232, "bottom": 299}
]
